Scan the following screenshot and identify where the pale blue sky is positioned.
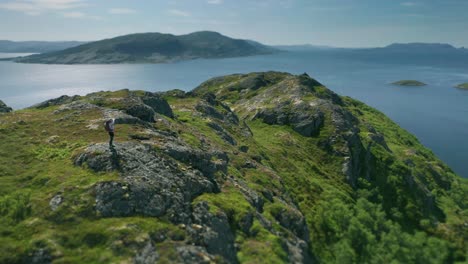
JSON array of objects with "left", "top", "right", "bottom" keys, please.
[{"left": 1, "top": 0, "right": 468, "bottom": 47}]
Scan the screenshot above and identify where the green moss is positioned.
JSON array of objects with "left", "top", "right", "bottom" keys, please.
[
  {"left": 194, "top": 186, "right": 253, "bottom": 227},
  {"left": 237, "top": 231, "right": 288, "bottom": 263}
]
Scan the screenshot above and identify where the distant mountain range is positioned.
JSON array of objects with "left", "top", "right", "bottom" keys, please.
[
  {"left": 5, "top": 37, "right": 468, "bottom": 66},
  {"left": 0, "top": 40, "right": 86, "bottom": 53},
  {"left": 368, "top": 43, "right": 468, "bottom": 54},
  {"left": 272, "top": 42, "right": 468, "bottom": 68},
  {"left": 275, "top": 42, "right": 467, "bottom": 53},
  {"left": 13, "top": 31, "right": 277, "bottom": 64}
]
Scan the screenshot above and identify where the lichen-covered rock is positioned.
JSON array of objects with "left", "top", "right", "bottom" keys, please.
[
  {"left": 253, "top": 102, "right": 325, "bottom": 137},
  {"left": 32, "top": 95, "right": 80, "bottom": 109},
  {"left": 49, "top": 195, "right": 63, "bottom": 211},
  {"left": 207, "top": 121, "right": 237, "bottom": 145},
  {"left": 190, "top": 201, "right": 238, "bottom": 263},
  {"left": 75, "top": 142, "right": 217, "bottom": 223},
  {"left": 134, "top": 242, "right": 159, "bottom": 264},
  {"left": 141, "top": 92, "right": 174, "bottom": 118},
  {"left": 175, "top": 245, "right": 217, "bottom": 264},
  {"left": 23, "top": 248, "right": 52, "bottom": 264},
  {"left": 124, "top": 101, "right": 156, "bottom": 122},
  {"left": 161, "top": 142, "right": 228, "bottom": 178}
]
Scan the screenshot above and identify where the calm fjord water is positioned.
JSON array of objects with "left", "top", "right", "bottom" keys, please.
[{"left": 0, "top": 51, "right": 467, "bottom": 178}]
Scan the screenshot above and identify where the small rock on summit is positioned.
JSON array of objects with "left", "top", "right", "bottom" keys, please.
[{"left": 0, "top": 100, "right": 12, "bottom": 113}]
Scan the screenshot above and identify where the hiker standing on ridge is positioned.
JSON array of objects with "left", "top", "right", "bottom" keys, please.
[{"left": 105, "top": 118, "right": 115, "bottom": 147}]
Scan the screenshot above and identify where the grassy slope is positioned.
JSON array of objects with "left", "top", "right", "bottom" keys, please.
[{"left": 0, "top": 73, "right": 466, "bottom": 263}]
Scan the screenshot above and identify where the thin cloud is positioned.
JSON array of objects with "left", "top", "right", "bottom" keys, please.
[
  {"left": 62, "top": 11, "right": 84, "bottom": 18},
  {"left": 61, "top": 11, "right": 102, "bottom": 20},
  {"left": 207, "top": 0, "right": 223, "bottom": 4},
  {"left": 168, "top": 9, "right": 190, "bottom": 17},
  {"left": 0, "top": 0, "right": 87, "bottom": 15},
  {"left": 108, "top": 8, "right": 137, "bottom": 14}
]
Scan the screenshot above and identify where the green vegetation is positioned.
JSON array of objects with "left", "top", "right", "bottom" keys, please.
[
  {"left": 0, "top": 72, "right": 466, "bottom": 263},
  {"left": 391, "top": 80, "right": 427, "bottom": 86},
  {"left": 15, "top": 31, "right": 277, "bottom": 64},
  {"left": 455, "top": 83, "right": 468, "bottom": 89}
]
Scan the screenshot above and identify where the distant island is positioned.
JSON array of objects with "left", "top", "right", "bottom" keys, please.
[
  {"left": 0, "top": 40, "right": 86, "bottom": 53},
  {"left": 455, "top": 83, "right": 468, "bottom": 89},
  {"left": 14, "top": 31, "right": 277, "bottom": 64},
  {"left": 392, "top": 80, "right": 427, "bottom": 86}
]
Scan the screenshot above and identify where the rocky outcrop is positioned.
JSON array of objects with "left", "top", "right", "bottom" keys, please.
[
  {"left": 189, "top": 202, "right": 238, "bottom": 263},
  {"left": 0, "top": 100, "right": 12, "bottom": 113},
  {"left": 253, "top": 101, "right": 325, "bottom": 137},
  {"left": 161, "top": 142, "right": 228, "bottom": 178},
  {"left": 32, "top": 95, "right": 81, "bottom": 109},
  {"left": 74, "top": 142, "right": 218, "bottom": 223},
  {"left": 141, "top": 92, "right": 174, "bottom": 118}
]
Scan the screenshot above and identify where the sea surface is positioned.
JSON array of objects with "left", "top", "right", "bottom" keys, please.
[{"left": 0, "top": 51, "right": 467, "bottom": 178}]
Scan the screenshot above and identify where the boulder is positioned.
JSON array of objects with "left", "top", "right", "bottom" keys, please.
[
  {"left": 49, "top": 195, "right": 63, "bottom": 211},
  {"left": 134, "top": 242, "right": 159, "bottom": 264},
  {"left": 141, "top": 92, "right": 174, "bottom": 118},
  {"left": 124, "top": 102, "right": 156, "bottom": 122}
]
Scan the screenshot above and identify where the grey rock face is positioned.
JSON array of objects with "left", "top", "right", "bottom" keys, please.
[
  {"left": 49, "top": 195, "right": 63, "bottom": 211},
  {"left": 0, "top": 100, "right": 12, "bottom": 113},
  {"left": 271, "top": 204, "right": 310, "bottom": 242},
  {"left": 286, "top": 238, "right": 314, "bottom": 264},
  {"left": 124, "top": 101, "right": 156, "bottom": 122},
  {"left": 24, "top": 248, "right": 52, "bottom": 264},
  {"left": 32, "top": 95, "right": 80, "bottom": 109},
  {"left": 141, "top": 92, "right": 174, "bottom": 118},
  {"left": 175, "top": 245, "right": 216, "bottom": 264},
  {"left": 190, "top": 201, "right": 238, "bottom": 263},
  {"left": 134, "top": 242, "right": 159, "bottom": 264},
  {"left": 75, "top": 142, "right": 217, "bottom": 223},
  {"left": 207, "top": 121, "right": 237, "bottom": 145},
  {"left": 162, "top": 142, "right": 228, "bottom": 178},
  {"left": 195, "top": 94, "right": 239, "bottom": 126},
  {"left": 229, "top": 177, "right": 264, "bottom": 212},
  {"left": 53, "top": 101, "right": 98, "bottom": 114},
  {"left": 253, "top": 102, "right": 325, "bottom": 137},
  {"left": 195, "top": 101, "right": 225, "bottom": 120},
  {"left": 226, "top": 73, "right": 270, "bottom": 91},
  {"left": 118, "top": 93, "right": 175, "bottom": 122}
]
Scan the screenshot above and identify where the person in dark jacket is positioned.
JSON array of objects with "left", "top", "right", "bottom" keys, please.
[{"left": 104, "top": 118, "right": 115, "bottom": 147}]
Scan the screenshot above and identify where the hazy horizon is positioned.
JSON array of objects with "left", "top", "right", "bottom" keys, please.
[
  {"left": 1, "top": 0, "right": 468, "bottom": 48},
  {"left": 1, "top": 31, "right": 467, "bottom": 50}
]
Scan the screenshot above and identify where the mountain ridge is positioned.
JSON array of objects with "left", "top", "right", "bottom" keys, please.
[
  {"left": 0, "top": 72, "right": 466, "bottom": 263},
  {"left": 13, "top": 31, "right": 277, "bottom": 64}
]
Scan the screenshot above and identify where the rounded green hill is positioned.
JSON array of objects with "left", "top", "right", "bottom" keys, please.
[
  {"left": 391, "top": 80, "right": 427, "bottom": 86},
  {"left": 455, "top": 83, "right": 468, "bottom": 89}
]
